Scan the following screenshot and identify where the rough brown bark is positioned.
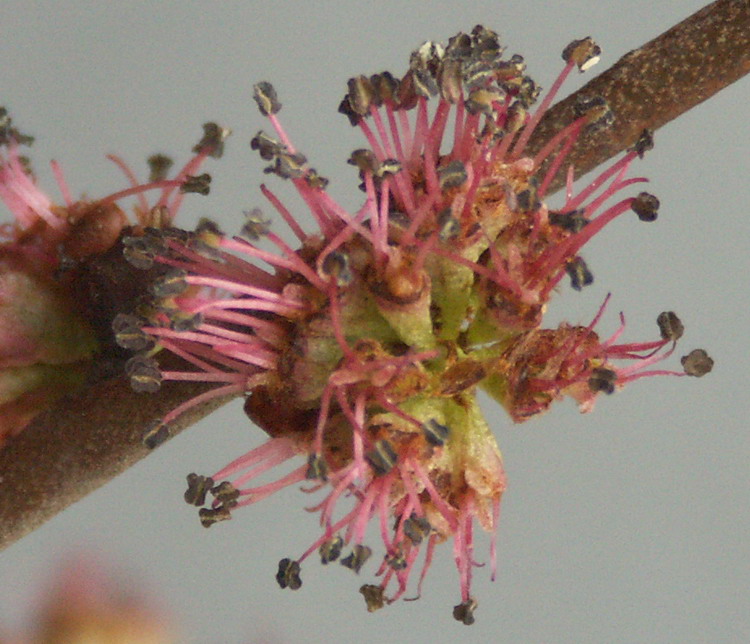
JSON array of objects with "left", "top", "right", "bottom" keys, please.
[{"left": 1, "top": 0, "right": 749, "bottom": 551}]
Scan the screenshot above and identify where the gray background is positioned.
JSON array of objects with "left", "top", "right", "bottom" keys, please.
[{"left": 1, "top": 1, "right": 748, "bottom": 642}]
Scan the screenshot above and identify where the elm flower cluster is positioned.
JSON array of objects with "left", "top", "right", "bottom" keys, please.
[
  {"left": 0, "top": 109, "right": 227, "bottom": 445},
  {"left": 120, "top": 27, "right": 713, "bottom": 623}
]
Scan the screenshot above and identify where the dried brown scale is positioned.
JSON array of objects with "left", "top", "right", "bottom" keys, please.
[{"left": 526, "top": 0, "right": 750, "bottom": 193}]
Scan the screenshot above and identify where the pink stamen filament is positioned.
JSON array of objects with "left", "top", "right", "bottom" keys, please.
[
  {"left": 230, "top": 445, "right": 302, "bottom": 491},
  {"left": 50, "top": 159, "right": 74, "bottom": 207},
  {"left": 565, "top": 150, "right": 638, "bottom": 211},
  {"left": 537, "top": 122, "right": 584, "bottom": 198},
  {"left": 192, "top": 295, "right": 303, "bottom": 318},
  {"left": 266, "top": 113, "right": 295, "bottom": 152},
  {"left": 158, "top": 336, "right": 258, "bottom": 374},
  {"left": 98, "top": 178, "right": 182, "bottom": 207},
  {"left": 161, "top": 383, "right": 244, "bottom": 427},
  {"left": 511, "top": 60, "right": 576, "bottom": 159},
  {"left": 236, "top": 466, "right": 307, "bottom": 507},
  {"left": 408, "top": 458, "right": 457, "bottom": 531},
  {"left": 105, "top": 154, "right": 149, "bottom": 216},
  {"left": 213, "top": 437, "right": 296, "bottom": 480},
  {"left": 161, "top": 370, "right": 245, "bottom": 384},
  {"left": 298, "top": 504, "right": 360, "bottom": 563},
  {"left": 220, "top": 237, "right": 326, "bottom": 291},
  {"left": 0, "top": 149, "right": 65, "bottom": 231},
  {"left": 184, "top": 275, "right": 300, "bottom": 308},
  {"left": 159, "top": 147, "right": 213, "bottom": 213},
  {"left": 161, "top": 245, "right": 282, "bottom": 294},
  {"left": 260, "top": 184, "right": 308, "bottom": 242}
]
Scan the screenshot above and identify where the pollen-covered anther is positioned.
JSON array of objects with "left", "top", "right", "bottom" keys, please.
[
  {"left": 211, "top": 481, "right": 240, "bottom": 509},
  {"left": 681, "top": 349, "right": 714, "bottom": 377},
  {"left": 250, "top": 131, "right": 283, "bottom": 161},
  {"left": 402, "top": 514, "right": 432, "bottom": 545},
  {"left": 347, "top": 75, "right": 376, "bottom": 116},
  {"left": 573, "top": 95, "right": 614, "bottom": 133},
  {"left": 338, "top": 94, "right": 362, "bottom": 126},
  {"left": 141, "top": 420, "right": 169, "bottom": 449},
  {"left": 503, "top": 103, "right": 527, "bottom": 134},
  {"left": 495, "top": 53, "right": 526, "bottom": 86},
  {"left": 170, "top": 311, "right": 205, "bottom": 332},
  {"left": 348, "top": 148, "right": 379, "bottom": 174},
  {"left": 562, "top": 36, "right": 601, "bottom": 72},
  {"left": 566, "top": 256, "right": 594, "bottom": 291},
  {"left": 375, "top": 158, "right": 402, "bottom": 179},
  {"left": 631, "top": 192, "right": 660, "bottom": 222},
  {"left": 437, "top": 57, "right": 463, "bottom": 103},
  {"left": 319, "top": 250, "right": 353, "bottom": 287},
  {"left": 198, "top": 506, "right": 232, "bottom": 528},
  {"left": 305, "top": 168, "right": 329, "bottom": 189},
  {"left": 657, "top": 311, "right": 684, "bottom": 342},
  {"left": 588, "top": 366, "right": 617, "bottom": 394},
  {"left": 179, "top": 173, "right": 211, "bottom": 195},
  {"left": 125, "top": 354, "right": 162, "bottom": 393},
  {"left": 253, "top": 81, "right": 282, "bottom": 116},
  {"left": 112, "top": 313, "right": 153, "bottom": 351},
  {"left": 436, "top": 208, "right": 460, "bottom": 241},
  {"left": 437, "top": 160, "right": 468, "bottom": 190},
  {"left": 319, "top": 536, "right": 344, "bottom": 564},
  {"left": 462, "top": 59, "right": 495, "bottom": 89},
  {"left": 306, "top": 453, "right": 329, "bottom": 481},
  {"left": 631, "top": 128, "right": 655, "bottom": 158},
  {"left": 144, "top": 205, "right": 171, "bottom": 228},
  {"left": 275, "top": 558, "right": 302, "bottom": 590},
  {"left": 188, "top": 229, "right": 225, "bottom": 262},
  {"left": 385, "top": 550, "right": 407, "bottom": 571},
  {"left": 0, "top": 106, "right": 34, "bottom": 145},
  {"left": 422, "top": 418, "right": 450, "bottom": 447},
  {"left": 184, "top": 473, "right": 215, "bottom": 506},
  {"left": 549, "top": 209, "right": 588, "bottom": 233},
  {"left": 517, "top": 75, "right": 541, "bottom": 108},
  {"left": 196, "top": 216, "right": 223, "bottom": 236},
  {"left": 266, "top": 151, "right": 307, "bottom": 180},
  {"left": 341, "top": 545, "right": 372, "bottom": 574},
  {"left": 409, "top": 66, "right": 439, "bottom": 99},
  {"left": 411, "top": 40, "right": 445, "bottom": 74},
  {"left": 365, "top": 439, "right": 398, "bottom": 476},
  {"left": 368, "top": 72, "right": 398, "bottom": 104},
  {"left": 515, "top": 183, "right": 540, "bottom": 213},
  {"left": 121, "top": 233, "right": 164, "bottom": 270},
  {"left": 150, "top": 268, "right": 188, "bottom": 298},
  {"left": 453, "top": 597, "right": 478, "bottom": 626},
  {"left": 147, "top": 154, "right": 174, "bottom": 182},
  {"left": 193, "top": 122, "right": 231, "bottom": 159},
  {"left": 465, "top": 88, "right": 503, "bottom": 116},
  {"left": 444, "top": 30, "right": 472, "bottom": 60},
  {"left": 360, "top": 584, "right": 386, "bottom": 612}
]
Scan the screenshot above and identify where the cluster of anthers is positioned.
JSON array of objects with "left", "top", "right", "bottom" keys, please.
[
  {"left": 0, "top": 106, "right": 229, "bottom": 444},
  {"left": 111, "top": 27, "right": 712, "bottom": 623}
]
